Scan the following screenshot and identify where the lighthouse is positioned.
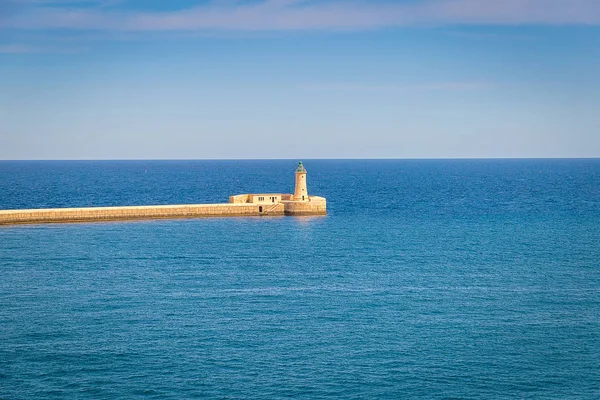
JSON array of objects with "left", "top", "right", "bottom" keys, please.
[
  {"left": 294, "top": 161, "right": 309, "bottom": 201},
  {"left": 229, "top": 161, "right": 326, "bottom": 215}
]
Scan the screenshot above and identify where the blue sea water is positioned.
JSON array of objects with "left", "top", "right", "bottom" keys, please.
[{"left": 1, "top": 159, "right": 599, "bottom": 399}]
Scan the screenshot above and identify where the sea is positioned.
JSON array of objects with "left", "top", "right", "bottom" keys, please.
[{"left": 1, "top": 159, "right": 599, "bottom": 399}]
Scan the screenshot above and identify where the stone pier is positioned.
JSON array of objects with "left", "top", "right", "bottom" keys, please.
[{"left": 0, "top": 161, "right": 326, "bottom": 226}]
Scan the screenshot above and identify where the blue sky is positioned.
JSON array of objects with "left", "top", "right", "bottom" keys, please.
[{"left": 1, "top": 0, "right": 599, "bottom": 159}]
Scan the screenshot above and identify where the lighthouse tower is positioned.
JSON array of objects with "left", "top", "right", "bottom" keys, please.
[{"left": 294, "top": 161, "right": 309, "bottom": 201}]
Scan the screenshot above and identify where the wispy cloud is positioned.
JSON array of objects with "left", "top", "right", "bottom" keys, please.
[
  {"left": 11, "top": 0, "right": 121, "bottom": 6},
  {"left": 300, "top": 81, "right": 496, "bottom": 92},
  {"left": 2, "top": 0, "right": 600, "bottom": 32},
  {"left": 0, "top": 43, "right": 86, "bottom": 54},
  {"left": 0, "top": 44, "right": 42, "bottom": 53},
  {"left": 415, "top": 81, "right": 495, "bottom": 91}
]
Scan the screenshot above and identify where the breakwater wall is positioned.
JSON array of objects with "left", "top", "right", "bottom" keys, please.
[
  {"left": 0, "top": 203, "right": 286, "bottom": 226},
  {"left": 284, "top": 200, "right": 327, "bottom": 216}
]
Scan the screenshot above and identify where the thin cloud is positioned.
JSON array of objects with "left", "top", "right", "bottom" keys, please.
[
  {"left": 0, "top": 44, "right": 42, "bottom": 53},
  {"left": 2, "top": 0, "right": 600, "bottom": 32},
  {"left": 300, "top": 81, "right": 496, "bottom": 92},
  {"left": 446, "top": 30, "right": 540, "bottom": 41},
  {"left": 415, "top": 81, "right": 495, "bottom": 91},
  {"left": 0, "top": 43, "right": 86, "bottom": 53}
]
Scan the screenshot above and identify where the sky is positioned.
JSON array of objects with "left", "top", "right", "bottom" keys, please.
[{"left": 0, "top": 0, "right": 599, "bottom": 160}]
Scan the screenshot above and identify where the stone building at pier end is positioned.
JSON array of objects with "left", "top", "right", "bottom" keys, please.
[{"left": 229, "top": 161, "right": 327, "bottom": 216}]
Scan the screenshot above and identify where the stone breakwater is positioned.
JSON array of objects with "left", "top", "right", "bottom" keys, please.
[
  {"left": 0, "top": 201, "right": 326, "bottom": 226},
  {"left": 0, "top": 162, "right": 327, "bottom": 226}
]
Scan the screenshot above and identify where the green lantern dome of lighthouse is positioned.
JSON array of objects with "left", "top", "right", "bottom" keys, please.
[{"left": 296, "top": 161, "right": 306, "bottom": 173}]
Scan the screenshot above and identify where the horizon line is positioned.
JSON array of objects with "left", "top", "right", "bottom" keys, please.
[{"left": 1, "top": 157, "right": 599, "bottom": 162}]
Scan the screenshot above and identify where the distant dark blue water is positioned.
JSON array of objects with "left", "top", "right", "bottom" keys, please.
[{"left": 1, "top": 159, "right": 599, "bottom": 399}]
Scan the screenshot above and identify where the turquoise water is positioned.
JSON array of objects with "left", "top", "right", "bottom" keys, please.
[{"left": 1, "top": 160, "right": 599, "bottom": 398}]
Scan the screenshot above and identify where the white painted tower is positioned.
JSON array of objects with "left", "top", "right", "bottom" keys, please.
[{"left": 293, "top": 161, "right": 309, "bottom": 201}]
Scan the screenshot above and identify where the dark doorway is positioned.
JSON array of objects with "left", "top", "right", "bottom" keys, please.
[{"left": 259, "top": 206, "right": 263, "bottom": 213}]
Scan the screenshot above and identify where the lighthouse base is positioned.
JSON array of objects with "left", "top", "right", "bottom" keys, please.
[
  {"left": 229, "top": 193, "right": 326, "bottom": 216},
  {"left": 282, "top": 197, "right": 327, "bottom": 216}
]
